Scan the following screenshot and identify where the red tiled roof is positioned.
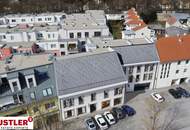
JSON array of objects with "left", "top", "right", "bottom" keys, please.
[
  {"left": 127, "top": 15, "right": 139, "bottom": 20},
  {"left": 127, "top": 8, "right": 136, "bottom": 15},
  {"left": 0, "top": 48, "right": 12, "bottom": 60},
  {"left": 156, "top": 35, "right": 190, "bottom": 63},
  {"left": 132, "top": 24, "right": 147, "bottom": 31},
  {"left": 127, "top": 20, "right": 145, "bottom": 25}
]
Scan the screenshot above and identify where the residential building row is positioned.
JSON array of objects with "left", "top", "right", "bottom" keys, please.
[
  {"left": 1, "top": 33, "right": 190, "bottom": 121},
  {"left": 0, "top": 10, "right": 111, "bottom": 59},
  {"left": 122, "top": 8, "right": 156, "bottom": 41}
]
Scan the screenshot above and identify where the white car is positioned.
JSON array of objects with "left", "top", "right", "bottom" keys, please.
[
  {"left": 151, "top": 92, "right": 165, "bottom": 103},
  {"left": 94, "top": 114, "right": 108, "bottom": 130},
  {"left": 103, "top": 111, "right": 116, "bottom": 125}
]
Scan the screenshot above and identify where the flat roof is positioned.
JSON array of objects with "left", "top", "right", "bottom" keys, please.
[
  {"left": 0, "top": 25, "right": 60, "bottom": 33},
  {"left": 0, "top": 54, "right": 52, "bottom": 74},
  {"left": 62, "top": 13, "right": 108, "bottom": 30}
]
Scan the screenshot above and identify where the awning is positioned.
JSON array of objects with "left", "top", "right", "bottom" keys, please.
[{"left": 0, "top": 96, "right": 14, "bottom": 107}]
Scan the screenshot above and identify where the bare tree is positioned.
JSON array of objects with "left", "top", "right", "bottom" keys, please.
[{"left": 143, "top": 98, "right": 179, "bottom": 130}]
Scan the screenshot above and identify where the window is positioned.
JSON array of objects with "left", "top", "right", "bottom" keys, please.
[
  {"left": 37, "top": 33, "right": 43, "bottom": 38},
  {"left": 45, "top": 102, "right": 55, "bottom": 110},
  {"left": 114, "top": 87, "right": 122, "bottom": 95},
  {"left": 69, "top": 33, "right": 74, "bottom": 38},
  {"left": 114, "top": 98, "right": 122, "bottom": 105},
  {"left": 144, "top": 65, "right": 149, "bottom": 72},
  {"left": 136, "top": 75, "right": 140, "bottom": 82},
  {"left": 48, "top": 34, "right": 51, "bottom": 38},
  {"left": 91, "top": 93, "right": 96, "bottom": 101},
  {"left": 60, "top": 44, "right": 65, "bottom": 48},
  {"left": 128, "top": 76, "right": 133, "bottom": 83},
  {"left": 47, "top": 18, "right": 51, "bottom": 21},
  {"left": 28, "top": 78, "right": 34, "bottom": 87},
  {"left": 148, "top": 73, "right": 153, "bottom": 80},
  {"left": 137, "top": 66, "right": 141, "bottom": 73},
  {"left": 177, "top": 61, "right": 181, "bottom": 65},
  {"left": 85, "top": 32, "right": 89, "bottom": 38},
  {"left": 176, "top": 70, "right": 179, "bottom": 74},
  {"left": 12, "top": 81, "right": 18, "bottom": 92},
  {"left": 104, "top": 91, "right": 109, "bottom": 98},
  {"left": 149, "top": 64, "right": 154, "bottom": 71},
  {"left": 101, "top": 100, "right": 110, "bottom": 109},
  {"left": 143, "top": 74, "right": 148, "bottom": 81},
  {"left": 186, "top": 60, "right": 189, "bottom": 64},
  {"left": 10, "top": 36, "right": 14, "bottom": 40},
  {"left": 78, "top": 96, "right": 84, "bottom": 105},
  {"left": 30, "top": 92, "right": 35, "bottom": 99},
  {"left": 51, "top": 44, "right": 56, "bottom": 48},
  {"left": 184, "top": 68, "right": 187, "bottom": 72},
  {"left": 12, "top": 81, "right": 17, "bottom": 87},
  {"left": 12, "top": 19, "right": 16, "bottom": 22},
  {"left": 63, "top": 98, "right": 74, "bottom": 108},
  {"left": 65, "top": 109, "right": 74, "bottom": 118},
  {"left": 42, "top": 90, "right": 48, "bottom": 97},
  {"left": 77, "top": 107, "right": 86, "bottom": 115},
  {"left": 43, "top": 88, "right": 52, "bottom": 97},
  {"left": 38, "top": 18, "right": 42, "bottom": 21},
  {"left": 77, "top": 32, "right": 81, "bottom": 38},
  {"left": 128, "top": 66, "right": 133, "bottom": 74},
  {"left": 94, "top": 31, "right": 101, "bottom": 37},
  {"left": 47, "top": 88, "right": 53, "bottom": 95},
  {"left": 21, "top": 19, "right": 26, "bottom": 22}
]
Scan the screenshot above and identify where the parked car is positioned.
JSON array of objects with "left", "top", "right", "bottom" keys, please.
[
  {"left": 111, "top": 107, "right": 125, "bottom": 120},
  {"left": 84, "top": 117, "right": 97, "bottom": 130},
  {"left": 121, "top": 105, "right": 136, "bottom": 116},
  {"left": 151, "top": 92, "right": 165, "bottom": 103},
  {"left": 103, "top": 111, "right": 116, "bottom": 125},
  {"left": 94, "top": 114, "right": 108, "bottom": 130},
  {"left": 168, "top": 89, "right": 181, "bottom": 99},
  {"left": 176, "top": 87, "right": 190, "bottom": 98}
]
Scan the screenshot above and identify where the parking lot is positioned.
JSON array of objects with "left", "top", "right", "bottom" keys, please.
[{"left": 60, "top": 83, "right": 190, "bottom": 130}]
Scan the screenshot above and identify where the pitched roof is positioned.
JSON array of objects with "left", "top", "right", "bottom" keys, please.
[
  {"left": 132, "top": 23, "right": 147, "bottom": 31},
  {"left": 113, "top": 44, "right": 159, "bottom": 65},
  {"left": 127, "top": 8, "right": 137, "bottom": 16},
  {"left": 54, "top": 49, "right": 127, "bottom": 96},
  {"left": 156, "top": 35, "right": 190, "bottom": 63},
  {"left": 127, "top": 20, "right": 145, "bottom": 25}
]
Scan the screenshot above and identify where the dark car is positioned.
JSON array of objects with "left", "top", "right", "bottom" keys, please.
[
  {"left": 111, "top": 107, "right": 125, "bottom": 120},
  {"left": 168, "top": 89, "right": 181, "bottom": 99},
  {"left": 84, "top": 117, "right": 97, "bottom": 130},
  {"left": 121, "top": 105, "right": 136, "bottom": 116},
  {"left": 176, "top": 87, "right": 190, "bottom": 98}
]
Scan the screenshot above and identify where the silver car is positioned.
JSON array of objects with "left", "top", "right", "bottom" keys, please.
[{"left": 84, "top": 117, "right": 97, "bottom": 130}]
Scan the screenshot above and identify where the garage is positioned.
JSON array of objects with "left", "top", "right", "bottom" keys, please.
[{"left": 134, "top": 83, "right": 150, "bottom": 91}]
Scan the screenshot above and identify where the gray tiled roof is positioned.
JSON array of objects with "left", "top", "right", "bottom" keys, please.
[
  {"left": 54, "top": 51, "right": 127, "bottom": 96},
  {"left": 113, "top": 44, "right": 159, "bottom": 65}
]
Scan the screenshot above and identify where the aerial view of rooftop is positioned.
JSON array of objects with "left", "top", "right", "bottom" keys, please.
[{"left": 0, "top": 0, "right": 190, "bottom": 130}]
